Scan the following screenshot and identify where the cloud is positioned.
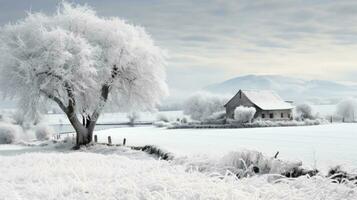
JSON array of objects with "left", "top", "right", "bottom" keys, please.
[{"left": 0, "top": 0, "right": 357, "bottom": 99}]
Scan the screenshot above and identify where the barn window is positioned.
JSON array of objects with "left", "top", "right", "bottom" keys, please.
[
  {"left": 288, "top": 113, "right": 291, "bottom": 118},
  {"left": 262, "top": 114, "right": 265, "bottom": 118},
  {"left": 281, "top": 113, "right": 284, "bottom": 118},
  {"left": 269, "top": 113, "right": 274, "bottom": 118}
]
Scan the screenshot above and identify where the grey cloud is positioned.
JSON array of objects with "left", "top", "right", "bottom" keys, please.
[{"left": 1, "top": 0, "right": 357, "bottom": 99}]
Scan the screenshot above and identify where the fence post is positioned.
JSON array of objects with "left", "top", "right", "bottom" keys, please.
[
  {"left": 94, "top": 135, "right": 98, "bottom": 143},
  {"left": 330, "top": 116, "right": 333, "bottom": 123},
  {"left": 274, "top": 151, "right": 279, "bottom": 159},
  {"left": 123, "top": 138, "right": 126, "bottom": 146},
  {"left": 108, "top": 136, "right": 112, "bottom": 145}
]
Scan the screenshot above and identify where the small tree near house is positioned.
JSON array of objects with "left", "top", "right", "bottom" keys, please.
[
  {"left": 295, "top": 103, "right": 314, "bottom": 120},
  {"left": 0, "top": 2, "right": 168, "bottom": 147},
  {"left": 336, "top": 99, "right": 357, "bottom": 122},
  {"left": 127, "top": 112, "right": 140, "bottom": 126},
  {"left": 183, "top": 92, "right": 227, "bottom": 121}
]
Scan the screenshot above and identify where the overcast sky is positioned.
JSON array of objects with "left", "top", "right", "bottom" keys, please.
[{"left": 1, "top": 0, "right": 357, "bottom": 98}]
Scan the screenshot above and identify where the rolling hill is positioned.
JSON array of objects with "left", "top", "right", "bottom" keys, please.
[{"left": 204, "top": 75, "right": 357, "bottom": 104}]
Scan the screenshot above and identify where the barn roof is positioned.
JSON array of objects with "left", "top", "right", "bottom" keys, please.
[{"left": 225, "top": 90, "right": 294, "bottom": 110}]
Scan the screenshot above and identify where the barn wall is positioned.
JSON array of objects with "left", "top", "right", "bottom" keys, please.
[
  {"left": 255, "top": 109, "right": 293, "bottom": 121},
  {"left": 225, "top": 90, "right": 255, "bottom": 119}
]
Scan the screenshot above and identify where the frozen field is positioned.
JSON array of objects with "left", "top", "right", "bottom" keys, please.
[
  {"left": 95, "top": 123, "right": 357, "bottom": 170},
  {"left": 1, "top": 123, "right": 357, "bottom": 199}
]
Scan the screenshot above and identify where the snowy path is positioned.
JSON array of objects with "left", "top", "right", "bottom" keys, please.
[{"left": 95, "top": 123, "right": 357, "bottom": 169}]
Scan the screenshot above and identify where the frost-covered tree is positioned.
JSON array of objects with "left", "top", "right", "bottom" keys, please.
[
  {"left": 183, "top": 92, "right": 227, "bottom": 121},
  {"left": 336, "top": 99, "right": 357, "bottom": 122},
  {"left": 295, "top": 103, "right": 314, "bottom": 120},
  {"left": 234, "top": 106, "right": 256, "bottom": 123},
  {"left": 127, "top": 112, "right": 140, "bottom": 126},
  {"left": 0, "top": 3, "right": 168, "bottom": 147}
]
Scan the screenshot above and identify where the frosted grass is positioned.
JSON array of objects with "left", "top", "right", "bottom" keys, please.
[{"left": 0, "top": 151, "right": 356, "bottom": 200}]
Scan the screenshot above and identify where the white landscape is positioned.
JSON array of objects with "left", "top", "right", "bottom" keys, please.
[{"left": 1, "top": 1, "right": 357, "bottom": 200}]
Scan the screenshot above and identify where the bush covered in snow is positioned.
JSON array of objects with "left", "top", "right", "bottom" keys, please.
[
  {"left": 183, "top": 92, "right": 227, "bottom": 121},
  {"left": 127, "top": 112, "right": 140, "bottom": 126},
  {"left": 203, "top": 111, "right": 226, "bottom": 124},
  {"left": 35, "top": 124, "right": 55, "bottom": 141},
  {"left": 295, "top": 103, "right": 314, "bottom": 120},
  {"left": 250, "top": 118, "right": 327, "bottom": 127},
  {"left": 233, "top": 106, "right": 256, "bottom": 123},
  {"left": 218, "top": 150, "right": 305, "bottom": 178},
  {"left": 156, "top": 113, "right": 169, "bottom": 123},
  {"left": 170, "top": 118, "right": 327, "bottom": 129},
  {"left": 336, "top": 99, "right": 357, "bottom": 122},
  {"left": 153, "top": 121, "right": 170, "bottom": 128},
  {"left": 180, "top": 117, "right": 188, "bottom": 124},
  {"left": 0, "top": 122, "right": 21, "bottom": 144}
]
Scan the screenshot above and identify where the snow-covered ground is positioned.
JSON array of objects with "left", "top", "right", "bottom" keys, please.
[
  {"left": 0, "top": 144, "right": 356, "bottom": 200},
  {"left": 94, "top": 123, "right": 357, "bottom": 171},
  {"left": 2, "top": 108, "right": 357, "bottom": 199}
]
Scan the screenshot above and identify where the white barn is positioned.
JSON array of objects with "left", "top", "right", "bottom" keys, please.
[{"left": 224, "top": 90, "right": 294, "bottom": 120}]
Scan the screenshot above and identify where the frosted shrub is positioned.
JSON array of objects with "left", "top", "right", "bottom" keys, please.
[
  {"left": 336, "top": 98, "right": 357, "bottom": 122},
  {"left": 183, "top": 92, "right": 227, "bottom": 121},
  {"left": 295, "top": 103, "right": 314, "bottom": 120},
  {"left": 0, "top": 122, "right": 21, "bottom": 144},
  {"left": 35, "top": 124, "right": 55, "bottom": 141},
  {"left": 233, "top": 106, "right": 256, "bottom": 123},
  {"left": 153, "top": 121, "right": 170, "bottom": 128},
  {"left": 207, "top": 111, "right": 226, "bottom": 120},
  {"left": 204, "top": 111, "right": 226, "bottom": 124},
  {"left": 156, "top": 114, "right": 169, "bottom": 123},
  {"left": 0, "top": 114, "right": 15, "bottom": 124},
  {"left": 249, "top": 118, "right": 327, "bottom": 127},
  {"left": 180, "top": 117, "right": 188, "bottom": 124},
  {"left": 250, "top": 119, "right": 276, "bottom": 127},
  {"left": 127, "top": 112, "right": 140, "bottom": 126},
  {"left": 219, "top": 150, "right": 302, "bottom": 177}
]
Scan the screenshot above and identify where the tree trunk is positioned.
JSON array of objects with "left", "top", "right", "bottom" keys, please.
[
  {"left": 75, "top": 128, "right": 93, "bottom": 146},
  {"left": 72, "top": 118, "right": 97, "bottom": 147},
  {"left": 64, "top": 108, "right": 98, "bottom": 148}
]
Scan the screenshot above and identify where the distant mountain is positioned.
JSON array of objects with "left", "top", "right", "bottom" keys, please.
[{"left": 204, "top": 75, "right": 357, "bottom": 104}]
